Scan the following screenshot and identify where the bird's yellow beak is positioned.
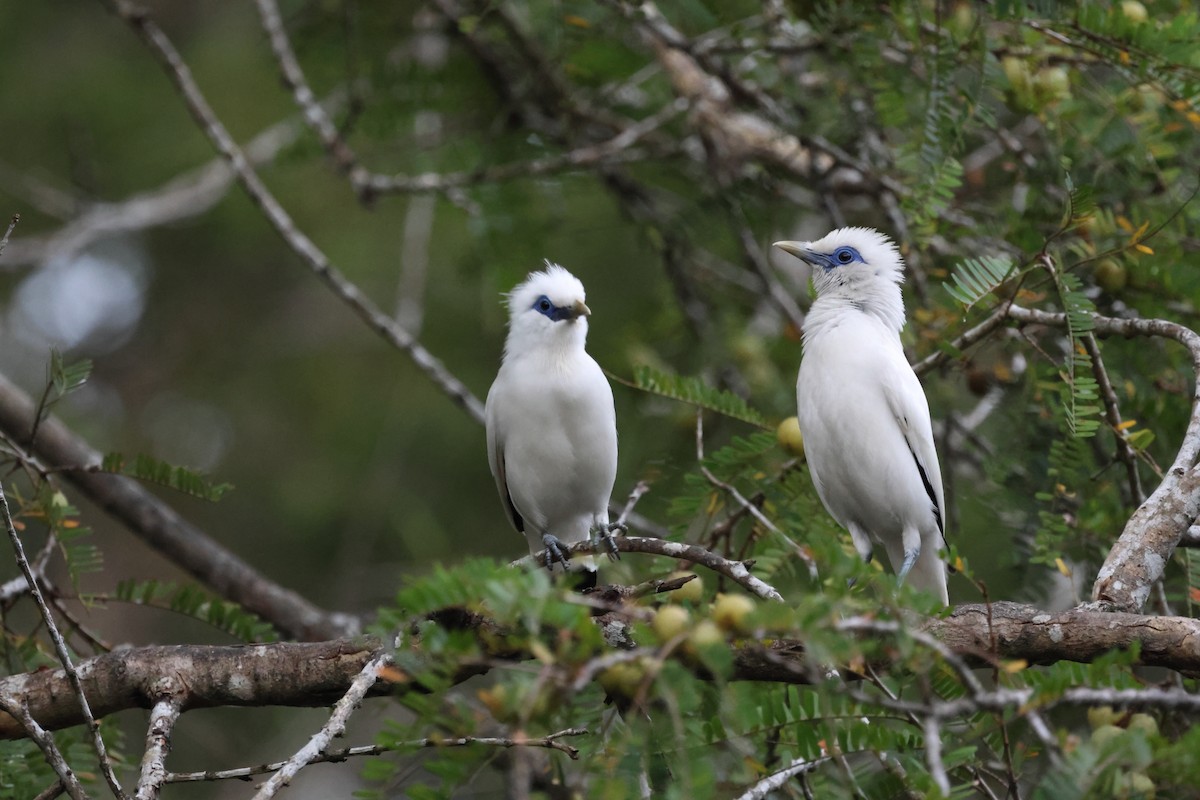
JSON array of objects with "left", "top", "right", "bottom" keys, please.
[{"left": 572, "top": 299, "right": 592, "bottom": 318}]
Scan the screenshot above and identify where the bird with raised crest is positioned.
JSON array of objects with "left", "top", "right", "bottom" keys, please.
[
  {"left": 773, "top": 228, "right": 949, "bottom": 604},
  {"left": 486, "top": 262, "right": 621, "bottom": 589}
]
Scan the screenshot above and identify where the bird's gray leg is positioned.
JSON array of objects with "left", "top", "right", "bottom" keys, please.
[
  {"left": 541, "top": 533, "right": 572, "bottom": 570},
  {"left": 846, "top": 523, "right": 874, "bottom": 588},
  {"left": 592, "top": 518, "right": 624, "bottom": 562},
  {"left": 896, "top": 525, "right": 921, "bottom": 584}
]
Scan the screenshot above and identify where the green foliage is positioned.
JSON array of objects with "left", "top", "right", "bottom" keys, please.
[
  {"left": 109, "top": 579, "right": 278, "bottom": 642},
  {"left": 629, "top": 365, "right": 768, "bottom": 429},
  {"left": 98, "top": 453, "right": 232, "bottom": 501},
  {"left": 944, "top": 255, "right": 1016, "bottom": 308}
]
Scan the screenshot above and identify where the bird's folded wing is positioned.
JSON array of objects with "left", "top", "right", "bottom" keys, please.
[
  {"left": 884, "top": 370, "right": 947, "bottom": 539},
  {"left": 486, "top": 394, "right": 526, "bottom": 535}
]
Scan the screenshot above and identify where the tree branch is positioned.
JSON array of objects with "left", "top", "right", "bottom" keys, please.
[
  {"left": 3, "top": 600, "right": 1198, "bottom": 741},
  {"left": 164, "top": 728, "right": 589, "bottom": 784},
  {"left": 103, "top": 0, "right": 487, "bottom": 424},
  {"left": 0, "top": 483, "right": 127, "bottom": 799},
  {"left": 133, "top": 678, "right": 184, "bottom": 800},
  {"left": 513, "top": 535, "right": 785, "bottom": 602},
  {"left": 1007, "top": 304, "right": 1200, "bottom": 611},
  {"left": 0, "top": 370, "right": 357, "bottom": 641},
  {"left": 250, "top": 651, "right": 389, "bottom": 799}
]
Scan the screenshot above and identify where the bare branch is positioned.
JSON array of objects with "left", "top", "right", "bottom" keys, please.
[
  {"left": 695, "top": 411, "right": 817, "bottom": 580},
  {"left": 1, "top": 116, "right": 311, "bottom": 269},
  {"left": 134, "top": 679, "right": 185, "bottom": 800},
  {"left": 0, "top": 482, "right": 127, "bottom": 799},
  {"left": 0, "top": 212, "right": 18, "bottom": 260},
  {"left": 0, "top": 637, "right": 388, "bottom": 740},
  {"left": 733, "top": 754, "right": 832, "bottom": 800},
  {"left": 1007, "top": 304, "right": 1200, "bottom": 611},
  {"left": 253, "top": 0, "right": 369, "bottom": 194},
  {"left": 103, "top": 0, "right": 486, "bottom": 424},
  {"left": 250, "top": 651, "right": 390, "bottom": 799},
  {"left": 0, "top": 692, "right": 90, "bottom": 800},
  {"left": 1082, "top": 333, "right": 1145, "bottom": 505},
  {"left": 3, "top": 600, "right": 1200, "bottom": 741},
  {"left": 515, "top": 535, "right": 784, "bottom": 602},
  {"left": 364, "top": 99, "right": 687, "bottom": 196},
  {"left": 0, "top": 369, "right": 357, "bottom": 641},
  {"left": 923, "top": 715, "right": 951, "bottom": 797},
  {"left": 165, "top": 727, "right": 590, "bottom": 784}
]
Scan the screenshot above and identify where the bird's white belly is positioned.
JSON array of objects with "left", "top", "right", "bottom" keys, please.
[
  {"left": 797, "top": 326, "right": 936, "bottom": 543},
  {"left": 499, "top": 370, "right": 617, "bottom": 544}
]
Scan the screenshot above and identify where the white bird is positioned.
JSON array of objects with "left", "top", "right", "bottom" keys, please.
[
  {"left": 773, "top": 228, "right": 949, "bottom": 604},
  {"left": 486, "top": 262, "right": 621, "bottom": 587}
]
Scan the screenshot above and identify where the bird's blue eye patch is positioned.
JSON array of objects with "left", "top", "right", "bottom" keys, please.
[
  {"left": 532, "top": 294, "right": 574, "bottom": 322},
  {"left": 831, "top": 246, "right": 863, "bottom": 266}
]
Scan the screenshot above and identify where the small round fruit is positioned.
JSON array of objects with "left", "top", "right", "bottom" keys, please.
[
  {"left": 686, "top": 619, "right": 724, "bottom": 652},
  {"left": 712, "top": 593, "right": 756, "bottom": 634},
  {"left": 1087, "top": 705, "right": 1119, "bottom": 730},
  {"left": 652, "top": 604, "right": 692, "bottom": 641},
  {"left": 1127, "top": 772, "right": 1156, "bottom": 798},
  {"left": 599, "top": 661, "right": 647, "bottom": 698},
  {"left": 1127, "top": 713, "right": 1159, "bottom": 737},
  {"left": 776, "top": 417, "right": 806, "bottom": 458},
  {"left": 1095, "top": 259, "right": 1128, "bottom": 293},
  {"left": 1034, "top": 66, "right": 1071, "bottom": 103},
  {"left": 1091, "top": 723, "right": 1127, "bottom": 749},
  {"left": 1121, "top": 0, "right": 1148, "bottom": 23},
  {"left": 1002, "top": 56, "right": 1031, "bottom": 92},
  {"left": 667, "top": 571, "right": 704, "bottom": 603}
]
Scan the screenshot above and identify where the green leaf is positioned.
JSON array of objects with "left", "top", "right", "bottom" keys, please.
[
  {"left": 943, "top": 255, "right": 1015, "bottom": 309},
  {"left": 98, "top": 453, "right": 232, "bottom": 501},
  {"left": 49, "top": 348, "right": 92, "bottom": 398},
  {"left": 629, "top": 366, "right": 767, "bottom": 428}
]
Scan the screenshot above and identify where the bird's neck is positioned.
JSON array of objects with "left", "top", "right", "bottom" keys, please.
[
  {"left": 804, "top": 280, "right": 906, "bottom": 341},
  {"left": 503, "top": 323, "right": 589, "bottom": 365}
]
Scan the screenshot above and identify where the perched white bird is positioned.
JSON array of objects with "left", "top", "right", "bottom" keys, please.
[
  {"left": 773, "top": 228, "right": 949, "bottom": 604},
  {"left": 486, "top": 262, "right": 621, "bottom": 587}
]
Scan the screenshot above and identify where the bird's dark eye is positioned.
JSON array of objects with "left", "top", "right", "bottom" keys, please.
[
  {"left": 536, "top": 296, "right": 552, "bottom": 312},
  {"left": 836, "top": 248, "right": 853, "bottom": 263}
]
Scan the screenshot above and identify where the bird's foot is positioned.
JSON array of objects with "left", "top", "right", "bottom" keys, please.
[
  {"left": 541, "top": 533, "right": 572, "bottom": 571},
  {"left": 595, "top": 521, "right": 625, "bottom": 561},
  {"left": 896, "top": 548, "right": 919, "bottom": 584}
]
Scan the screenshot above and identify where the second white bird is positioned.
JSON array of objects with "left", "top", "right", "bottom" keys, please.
[
  {"left": 485, "top": 262, "right": 620, "bottom": 587},
  {"left": 774, "top": 228, "right": 949, "bottom": 604}
]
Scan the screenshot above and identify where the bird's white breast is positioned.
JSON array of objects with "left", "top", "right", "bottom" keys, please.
[
  {"left": 489, "top": 350, "right": 617, "bottom": 538},
  {"left": 797, "top": 309, "right": 938, "bottom": 542}
]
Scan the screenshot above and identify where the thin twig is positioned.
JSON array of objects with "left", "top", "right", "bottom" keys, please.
[
  {"left": 922, "top": 715, "right": 951, "bottom": 797},
  {"left": 166, "top": 727, "right": 589, "bottom": 783},
  {"left": 515, "top": 534, "right": 783, "bottom": 601},
  {"left": 104, "top": 0, "right": 486, "bottom": 424},
  {"left": 1082, "top": 333, "right": 1145, "bottom": 505},
  {"left": 695, "top": 411, "right": 818, "bottom": 579},
  {"left": 249, "top": 651, "right": 391, "bottom": 799},
  {"left": 733, "top": 754, "right": 833, "bottom": 800},
  {"left": 253, "top": 0, "right": 369, "bottom": 193},
  {"left": 1008, "top": 304, "right": 1200, "bottom": 611},
  {"left": 0, "top": 213, "right": 18, "bottom": 259},
  {"left": 614, "top": 481, "right": 651, "bottom": 528},
  {"left": 0, "top": 693, "right": 90, "bottom": 800},
  {"left": 0, "top": 483, "right": 126, "bottom": 799},
  {"left": 32, "top": 781, "right": 67, "bottom": 800}
]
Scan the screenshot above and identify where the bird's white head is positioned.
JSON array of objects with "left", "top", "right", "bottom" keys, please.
[
  {"left": 502, "top": 261, "right": 592, "bottom": 359},
  {"left": 773, "top": 227, "right": 907, "bottom": 332}
]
